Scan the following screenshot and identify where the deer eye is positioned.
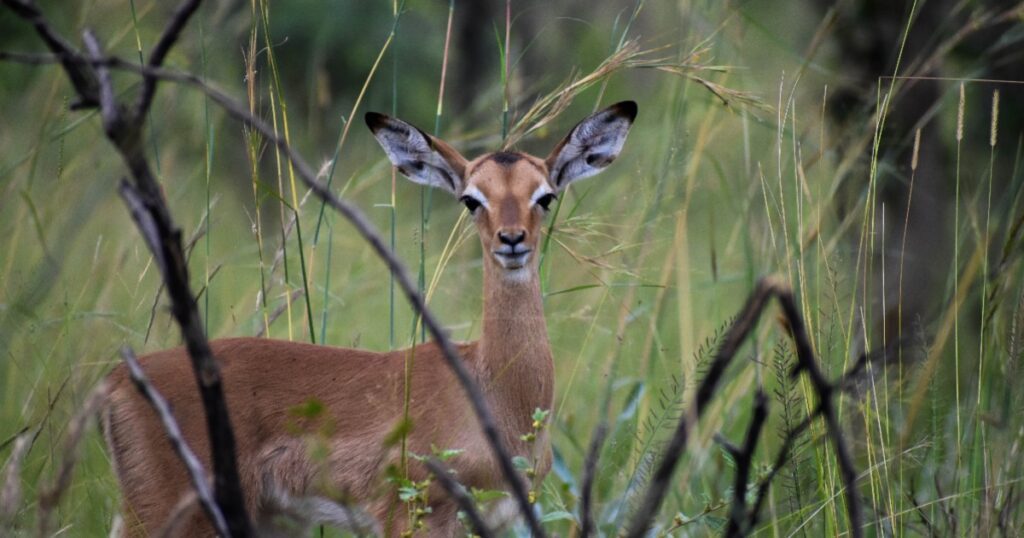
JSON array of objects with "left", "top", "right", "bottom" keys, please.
[
  {"left": 535, "top": 193, "right": 557, "bottom": 212},
  {"left": 460, "top": 195, "right": 482, "bottom": 213}
]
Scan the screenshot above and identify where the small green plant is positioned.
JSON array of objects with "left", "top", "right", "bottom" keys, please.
[
  {"left": 519, "top": 408, "right": 551, "bottom": 503},
  {"left": 389, "top": 445, "right": 465, "bottom": 536}
]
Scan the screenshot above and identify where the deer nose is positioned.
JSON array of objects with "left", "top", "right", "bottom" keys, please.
[{"left": 497, "top": 230, "right": 526, "bottom": 247}]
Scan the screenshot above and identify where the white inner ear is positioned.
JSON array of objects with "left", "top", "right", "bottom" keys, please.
[
  {"left": 372, "top": 120, "right": 462, "bottom": 193},
  {"left": 461, "top": 185, "right": 491, "bottom": 210},
  {"left": 530, "top": 184, "right": 553, "bottom": 206},
  {"left": 549, "top": 109, "right": 633, "bottom": 190}
]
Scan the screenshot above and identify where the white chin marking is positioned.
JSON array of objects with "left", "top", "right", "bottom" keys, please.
[
  {"left": 504, "top": 267, "right": 531, "bottom": 282},
  {"left": 493, "top": 252, "right": 533, "bottom": 282}
]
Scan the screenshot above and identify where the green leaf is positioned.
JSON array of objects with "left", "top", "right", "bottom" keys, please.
[
  {"left": 383, "top": 417, "right": 413, "bottom": 447},
  {"left": 540, "top": 510, "right": 576, "bottom": 523},
  {"left": 470, "top": 488, "right": 508, "bottom": 503},
  {"left": 287, "top": 398, "right": 324, "bottom": 418},
  {"left": 432, "top": 444, "right": 465, "bottom": 461},
  {"left": 398, "top": 486, "right": 420, "bottom": 502},
  {"left": 512, "top": 456, "right": 532, "bottom": 471},
  {"left": 703, "top": 515, "right": 727, "bottom": 531}
]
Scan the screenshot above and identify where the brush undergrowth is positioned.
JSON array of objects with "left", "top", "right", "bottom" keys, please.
[{"left": 1, "top": 1, "right": 1023, "bottom": 537}]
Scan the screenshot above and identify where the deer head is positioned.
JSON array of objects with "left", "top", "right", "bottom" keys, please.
[{"left": 365, "top": 101, "right": 638, "bottom": 282}]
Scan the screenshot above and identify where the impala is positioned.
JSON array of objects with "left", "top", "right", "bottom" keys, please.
[{"left": 102, "top": 100, "right": 637, "bottom": 536}]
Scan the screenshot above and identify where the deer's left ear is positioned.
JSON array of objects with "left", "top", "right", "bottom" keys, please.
[{"left": 545, "top": 101, "right": 637, "bottom": 191}]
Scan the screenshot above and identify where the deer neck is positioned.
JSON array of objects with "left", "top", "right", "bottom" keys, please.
[{"left": 478, "top": 262, "right": 554, "bottom": 434}]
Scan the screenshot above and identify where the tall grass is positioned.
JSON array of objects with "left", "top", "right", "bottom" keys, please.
[{"left": 0, "top": 1, "right": 1022, "bottom": 537}]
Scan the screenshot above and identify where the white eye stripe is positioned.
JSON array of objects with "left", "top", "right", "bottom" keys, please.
[
  {"left": 530, "top": 185, "right": 554, "bottom": 205},
  {"left": 461, "top": 185, "right": 490, "bottom": 209}
]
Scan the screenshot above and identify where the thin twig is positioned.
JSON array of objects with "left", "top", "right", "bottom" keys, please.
[
  {"left": 578, "top": 422, "right": 607, "bottom": 538},
  {"left": 722, "top": 389, "right": 769, "bottom": 538},
  {"left": 424, "top": 459, "right": 494, "bottom": 538},
  {"left": 0, "top": 0, "right": 98, "bottom": 107},
  {"left": 255, "top": 287, "right": 306, "bottom": 338},
  {"left": 775, "top": 292, "right": 863, "bottom": 537},
  {"left": 120, "top": 347, "right": 229, "bottom": 537},
  {"left": 154, "top": 491, "right": 199, "bottom": 538},
  {"left": 37, "top": 382, "right": 108, "bottom": 537},
  {"left": 0, "top": 433, "right": 31, "bottom": 526},
  {"left": 747, "top": 402, "right": 822, "bottom": 528},
  {"left": 135, "top": 0, "right": 202, "bottom": 117}
]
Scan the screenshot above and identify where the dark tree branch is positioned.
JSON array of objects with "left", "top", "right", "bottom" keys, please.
[
  {"left": 1, "top": 2, "right": 253, "bottom": 535},
  {"left": 747, "top": 401, "right": 821, "bottom": 529},
  {"left": 37, "top": 383, "right": 108, "bottom": 536},
  {"left": 744, "top": 344, "right": 892, "bottom": 531},
  {"left": 578, "top": 422, "right": 607, "bottom": 538},
  {"left": 622, "top": 278, "right": 775, "bottom": 538},
  {"left": 623, "top": 278, "right": 864, "bottom": 538},
  {"left": 722, "top": 389, "right": 769, "bottom": 538},
  {"left": 1, "top": 6, "right": 545, "bottom": 535},
  {"left": 134, "top": 0, "right": 201, "bottom": 117},
  {"left": 81, "top": 30, "right": 125, "bottom": 139},
  {"left": 775, "top": 292, "right": 862, "bottom": 538},
  {"left": 424, "top": 459, "right": 494, "bottom": 538},
  {"left": 119, "top": 347, "right": 229, "bottom": 537},
  {"left": 0, "top": 0, "right": 98, "bottom": 107},
  {"left": 119, "top": 180, "right": 252, "bottom": 537}
]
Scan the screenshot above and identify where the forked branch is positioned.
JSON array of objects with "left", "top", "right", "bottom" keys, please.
[
  {"left": 622, "top": 277, "right": 863, "bottom": 538},
  {"left": 720, "top": 389, "right": 768, "bottom": 538},
  {"left": 2, "top": 0, "right": 252, "bottom": 534}
]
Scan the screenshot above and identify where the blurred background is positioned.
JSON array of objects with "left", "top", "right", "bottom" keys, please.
[{"left": 1, "top": 0, "right": 1023, "bottom": 535}]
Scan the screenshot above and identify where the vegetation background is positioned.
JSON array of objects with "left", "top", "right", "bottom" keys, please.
[{"left": 1, "top": 0, "right": 1022, "bottom": 535}]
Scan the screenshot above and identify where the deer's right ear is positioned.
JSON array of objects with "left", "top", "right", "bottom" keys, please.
[{"left": 365, "top": 112, "right": 467, "bottom": 194}]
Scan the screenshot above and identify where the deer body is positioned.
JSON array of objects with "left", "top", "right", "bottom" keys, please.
[{"left": 103, "top": 101, "right": 636, "bottom": 536}]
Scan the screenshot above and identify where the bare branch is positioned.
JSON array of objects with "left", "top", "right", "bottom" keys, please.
[
  {"left": 1, "top": 2, "right": 254, "bottom": 534},
  {"left": 0, "top": 433, "right": 31, "bottom": 527},
  {"left": 0, "top": 0, "right": 98, "bottom": 107},
  {"left": 747, "top": 402, "right": 821, "bottom": 528},
  {"left": 118, "top": 180, "right": 252, "bottom": 536},
  {"left": 81, "top": 30, "right": 127, "bottom": 142},
  {"left": 424, "top": 459, "right": 494, "bottom": 538},
  {"left": 723, "top": 389, "right": 769, "bottom": 538},
  {"left": 578, "top": 422, "right": 607, "bottom": 538},
  {"left": 623, "top": 278, "right": 863, "bottom": 538},
  {"left": 135, "top": 0, "right": 202, "bottom": 117},
  {"left": 623, "top": 278, "right": 776, "bottom": 537},
  {"left": 774, "top": 291, "right": 862, "bottom": 537},
  {"left": 37, "top": 382, "right": 108, "bottom": 537},
  {"left": 120, "top": 347, "right": 229, "bottom": 537}
]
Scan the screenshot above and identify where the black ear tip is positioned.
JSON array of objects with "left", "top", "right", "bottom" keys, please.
[
  {"left": 365, "top": 112, "right": 386, "bottom": 131},
  {"left": 613, "top": 100, "right": 638, "bottom": 122}
]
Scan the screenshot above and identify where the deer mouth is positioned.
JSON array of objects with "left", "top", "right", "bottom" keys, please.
[{"left": 493, "top": 248, "right": 532, "bottom": 269}]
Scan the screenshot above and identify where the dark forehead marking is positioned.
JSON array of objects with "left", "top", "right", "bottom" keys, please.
[
  {"left": 489, "top": 151, "right": 523, "bottom": 165},
  {"left": 467, "top": 151, "right": 548, "bottom": 178}
]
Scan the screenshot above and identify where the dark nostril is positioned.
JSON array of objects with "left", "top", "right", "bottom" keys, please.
[{"left": 498, "top": 231, "right": 526, "bottom": 246}]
